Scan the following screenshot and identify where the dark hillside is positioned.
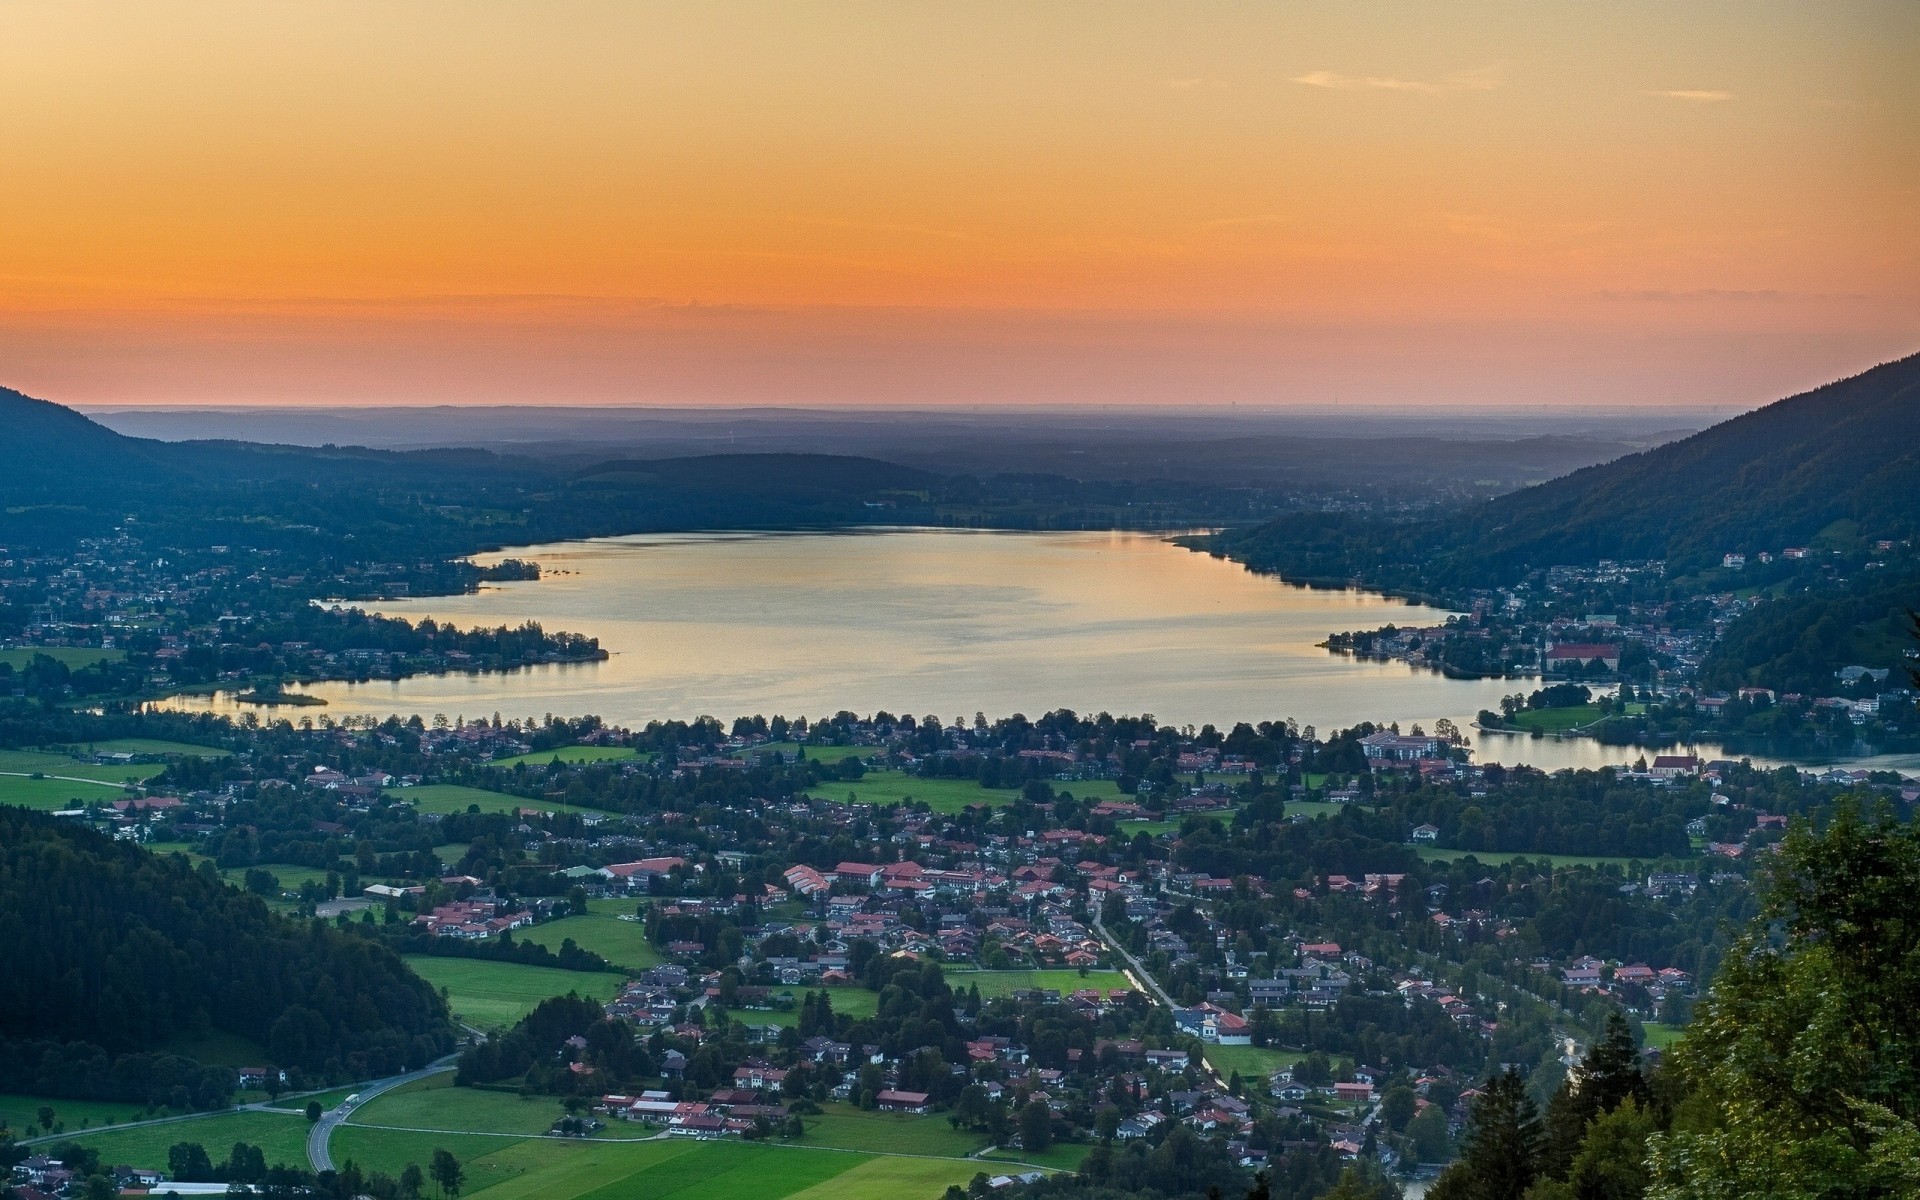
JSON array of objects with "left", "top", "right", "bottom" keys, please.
[
  {"left": 0, "top": 809, "right": 453, "bottom": 1105},
  {"left": 1457, "top": 352, "right": 1920, "bottom": 575},
  {"left": 1215, "top": 351, "right": 1920, "bottom": 590}
]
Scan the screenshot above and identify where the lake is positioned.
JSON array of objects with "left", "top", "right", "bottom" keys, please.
[{"left": 165, "top": 529, "right": 1747, "bottom": 771}]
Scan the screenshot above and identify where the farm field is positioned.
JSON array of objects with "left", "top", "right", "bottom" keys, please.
[
  {"left": 947, "top": 969, "right": 1133, "bottom": 998},
  {"left": 801, "top": 1103, "right": 987, "bottom": 1156},
  {"left": 489, "top": 745, "right": 650, "bottom": 769},
  {"left": 402, "top": 956, "right": 621, "bottom": 1029},
  {"left": 0, "top": 647, "right": 124, "bottom": 670},
  {"left": 1202, "top": 1043, "right": 1305, "bottom": 1081},
  {"left": 1411, "top": 846, "right": 1653, "bottom": 869},
  {"left": 58, "top": 1110, "right": 310, "bottom": 1172},
  {"left": 397, "top": 784, "right": 552, "bottom": 816},
  {"left": 508, "top": 907, "right": 663, "bottom": 970}
]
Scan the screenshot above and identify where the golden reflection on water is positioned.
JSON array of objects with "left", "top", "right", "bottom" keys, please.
[{"left": 157, "top": 530, "right": 1762, "bottom": 770}]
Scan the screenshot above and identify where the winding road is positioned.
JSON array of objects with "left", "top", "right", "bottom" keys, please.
[{"left": 307, "top": 1060, "right": 458, "bottom": 1171}]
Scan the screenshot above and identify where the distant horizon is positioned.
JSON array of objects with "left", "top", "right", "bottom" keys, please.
[{"left": 4, "top": 3, "right": 1914, "bottom": 409}]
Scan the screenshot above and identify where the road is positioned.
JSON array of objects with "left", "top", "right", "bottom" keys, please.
[
  {"left": 1090, "top": 911, "right": 1176, "bottom": 1009},
  {"left": 308, "top": 1060, "right": 457, "bottom": 1172}
]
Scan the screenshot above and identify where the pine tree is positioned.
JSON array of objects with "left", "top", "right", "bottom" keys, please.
[{"left": 1430, "top": 1068, "right": 1543, "bottom": 1200}]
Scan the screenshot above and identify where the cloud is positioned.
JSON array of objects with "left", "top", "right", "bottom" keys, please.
[
  {"left": 1291, "top": 66, "right": 1500, "bottom": 94},
  {"left": 1646, "top": 88, "right": 1734, "bottom": 102}
]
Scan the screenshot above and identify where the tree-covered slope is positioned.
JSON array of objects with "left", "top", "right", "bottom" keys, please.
[
  {"left": 0, "top": 810, "right": 452, "bottom": 1096},
  {"left": 1215, "top": 351, "right": 1920, "bottom": 590},
  {"left": 1455, "top": 351, "right": 1920, "bottom": 575}
]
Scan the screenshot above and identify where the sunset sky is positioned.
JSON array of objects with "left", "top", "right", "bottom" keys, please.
[{"left": 3, "top": 2, "right": 1915, "bottom": 409}]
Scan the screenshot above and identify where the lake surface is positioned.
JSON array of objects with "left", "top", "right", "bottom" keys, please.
[{"left": 167, "top": 529, "right": 1752, "bottom": 771}]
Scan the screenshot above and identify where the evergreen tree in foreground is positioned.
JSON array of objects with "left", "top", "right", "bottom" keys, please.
[{"left": 1429, "top": 1068, "right": 1543, "bottom": 1200}]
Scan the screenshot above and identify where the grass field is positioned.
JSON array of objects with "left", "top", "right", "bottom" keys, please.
[
  {"left": 749, "top": 743, "right": 872, "bottom": 765},
  {"left": 0, "top": 749, "right": 173, "bottom": 785},
  {"left": 0, "top": 647, "right": 124, "bottom": 670},
  {"left": 0, "top": 774, "right": 134, "bottom": 810},
  {"left": 1411, "top": 846, "right": 1650, "bottom": 869},
  {"left": 398, "top": 784, "right": 554, "bottom": 816},
  {"left": 1202, "top": 1044, "right": 1305, "bottom": 1081},
  {"left": 947, "top": 969, "right": 1133, "bottom": 998},
  {"left": 1641, "top": 1022, "right": 1687, "bottom": 1049},
  {"left": 55, "top": 738, "right": 228, "bottom": 758},
  {"left": 435, "top": 1137, "right": 985, "bottom": 1200},
  {"left": 979, "top": 1142, "right": 1091, "bottom": 1172},
  {"left": 508, "top": 907, "right": 663, "bottom": 970},
  {"left": 0, "top": 1094, "right": 156, "bottom": 1135},
  {"left": 333, "top": 1124, "right": 531, "bottom": 1187},
  {"left": 489, "top": 746, "right": 650, "bottom": 769},
  {"left": 1289, "top": 801, "right": 1366, "bottom": 819},
  {"left": 402, "top": 956, "right": 622, "bottom": 1029},
  {"left": 744, "top": 986, "right": 879, "bottom": 1026},
  {"left": 58, "top": 1110, "right": 311, "bottom": 1171},
  {"left": 799, "top": 1103, "right": 987, "bottom": 1156},
  {"left": 354, "top": 1077, "right": 574, "bottom": 1137},
  {"left": 1506, "top": 704, "right": 1607, "bottom": 734},
  {"left": 806, "top": 768, "right": 1134, "bottom": 814}
]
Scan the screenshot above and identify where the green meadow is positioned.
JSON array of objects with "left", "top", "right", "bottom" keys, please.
[
  {"left": 1201, "top": 1043, "right": 1305, "bottom": 1081},
  {"left": 947, "top": 969, "right": 1133, "bottom": 998},
  {"left": 0, "top": 647, "right": 125, "bottom": 670},
  {"left": 57, "top": 1110, "right": 311, "bottom": 1172},
  {"left": 748, "top": 743, "right": 872, "bottom": 765},
  {"left": 488, "top": 745, "right": 651, "bottom": 769},
  {"left": 0, "top": 774, "right": 132, "bottom": 810},
  {"left": 806, "top": 769, "right": 1134, "bottom": 814},
  {"left": 1504, "top": 704, "right": 1607, "bottom": 734},
  {"left": 978, "top": 1142, "right": 1092, "bottom": 1172},
  {"left": 402, "top": 956, "right": 621, "bottom": 1030},
  {"left": 0, "top": 1094, "right": 155, "bottom": 1135},
  {"left": 506, "top": 907, "right": 663, "bottom": 970},
  {"left": 410, "top": 1136, "right": 986, "bottom": 1200},
  {"left": 396, "top": 784, "right": 552, "bottom": 816},
  {"left": 800, "top": 1103, "right": 987, "bottom": 1156},
  {"left": 57, "top": 738, "right": 229, "bottom": 758},
  {"left": 737, "top": 985, "right": 879, "bottom": 1026}
]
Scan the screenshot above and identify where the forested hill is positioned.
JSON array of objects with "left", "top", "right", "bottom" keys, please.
[
  {"left": 0, "top": 385, "right": 948, "bottom": 554},
  {"left": 1454, "top": 351, "right": 1920, "bottom": 575},
  {"left": 1215, "top": 351, "right": 1920, "bottom": 590},
  {"left": 0, "top": 809, "right": 452, "bottom": 1105}
]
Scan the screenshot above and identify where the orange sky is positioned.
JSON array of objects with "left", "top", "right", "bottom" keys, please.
[{"left": 2, "top": 2, "right": 1915, "bottom": 408}]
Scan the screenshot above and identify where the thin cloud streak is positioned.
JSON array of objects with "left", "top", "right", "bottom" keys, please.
[
  {"left": 1291, "top": 67, "right": 1501, "bottom": 94},
  {"left": 1647, "top": 88, "right": 1734, "bottom": 102}
]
